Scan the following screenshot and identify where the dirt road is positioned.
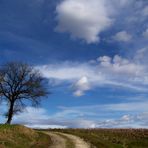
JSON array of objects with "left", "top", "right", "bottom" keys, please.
[
  {"left": 45, "top": 132, "right": 91, "bottom": 148},
  {"left": 45, "top": 132, "right": 66, "bottom": 148},
  {"left": 61, "top": 133, "right": 91, "bottom": 148}
]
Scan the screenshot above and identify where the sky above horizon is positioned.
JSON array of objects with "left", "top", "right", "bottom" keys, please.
[{"left": 0, "top": 0, "right": 148, "bottom": 128}]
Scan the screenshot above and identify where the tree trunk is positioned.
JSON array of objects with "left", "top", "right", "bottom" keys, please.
[{"left": 5, "top": 101, "right": 14, "bottom": 124}]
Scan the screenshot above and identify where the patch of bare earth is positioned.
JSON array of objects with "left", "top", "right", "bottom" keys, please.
[
  {"left": 44, "top": 132, "right": 66, "bottom": 148},
  {"left": 45, "top": 132, "right": 91, "bottom": 148},
  {"left": 61, "top": 133, "right": 91, "bottom": 148}
]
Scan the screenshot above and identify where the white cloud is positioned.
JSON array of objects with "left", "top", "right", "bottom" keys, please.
[
  {"left": 134, "top": 48, "right": 148, "bottom": 61},
  {"left": 26, "top": 124, "right": 67, "bottom": 129},
  {"left": 57, "top": 103, "right": 148, "bottom": 128},
  {"left": 38, "top": 63, "right": 94, "bottom": 81},
  {"left": 105, "top": 101, "right": 148, "bottom": 112},
  {"left": 121, "top": 115, "right": 131, "bottom": 122},
  {"left": 37, "top": 54, "right": 148, "bottom": 96},
  {"left": 13, "top": 107, "right": 67, "bottom": 129},
  {"left": 55, "top": 0, "right": 144, "bottom": 44},
  {"left": 13, "top": 106, "right": 96, "bottom": 128},
  {"left": 73, "top": 76, "right": 90, "bottom": 96},
  {"left": 12, "top": 105, "right": 148, "bottom": 128},
  {"left": 95, "top": 112, "right": 148, "bottom": 128},
  {"left": 106, "top": 55, "right": 143, "bottom": 76},
  {"left": 112, "top": 31, "right": 132, "bottom": 42},
  {"left": 97, "top": 56, "right": 111, "bottom": 67},
  {"left": 143, "top": 28, "right": 148, "bottom": 39},
  {"left": 13, "top": 107, "right": 49, "bottom": 124},
  {"left": 142, "top": 6, "right": 148, "bottom": 17},
  {"left": 55, "top": 0, "right": 113, "bottom": 43},
  {"left": 11, "top": 98, "right": 148, "bottom": 129},
  {"left": 60, "top": 101, "right": 148, "bottom": 113},
  {"left": 117, "top": 0, "right": 131, "bottom": 7}
]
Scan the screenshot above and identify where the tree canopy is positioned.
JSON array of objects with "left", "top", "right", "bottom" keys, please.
[{"left": 0, "top": 62, "right": 49, "bottom": 124}]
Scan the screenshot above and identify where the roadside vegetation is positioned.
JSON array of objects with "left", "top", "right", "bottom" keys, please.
[
  {"left": 0, "top": 124, "right": 51, "bottom": 148},
  {"left": 50, "top": 128, "right": 148, "bottom": 148}
]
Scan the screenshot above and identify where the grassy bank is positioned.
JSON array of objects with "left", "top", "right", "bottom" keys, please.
[
  {"left": 0, "top": 124, "right": 51, "bottom": 148},
  {"left": 50, "top": 128, "right": 148, "bottom": 148}
]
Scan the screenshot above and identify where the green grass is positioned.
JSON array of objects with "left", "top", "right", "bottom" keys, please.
[
  {"left": 0, "top": 124, "right": 52, "bottom": 148},
  {"left": 49, "top": 128, "right": 148, "bottom": 148}
]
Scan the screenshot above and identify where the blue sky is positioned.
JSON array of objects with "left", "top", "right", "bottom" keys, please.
[{"left": 0, "top": 0, "right": 148, "bottom": 128}]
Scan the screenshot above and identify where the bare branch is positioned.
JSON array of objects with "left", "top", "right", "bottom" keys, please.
[{"left": 0, "top": 61, "right": 50, "bottom": 124}]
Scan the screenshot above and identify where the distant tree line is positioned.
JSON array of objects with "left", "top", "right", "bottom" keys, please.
[{"left": 0, "top": 61, "right": 49, "bottom": 124}]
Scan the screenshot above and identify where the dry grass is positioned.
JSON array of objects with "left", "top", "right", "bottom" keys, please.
[
  {"left": 0, "top": 124, "right": 51, "bottom": 148},
  {"left": 49, "top": 128, "right": 148, "bottom": 148}
]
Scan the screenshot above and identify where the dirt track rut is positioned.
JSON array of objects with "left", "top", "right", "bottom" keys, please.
[{"left": 45, "top": 132, "right": 91, "bottom": 148}]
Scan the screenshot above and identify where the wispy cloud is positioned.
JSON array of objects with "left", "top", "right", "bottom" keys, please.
[
  {"left": 142, "top": 6, "right": 148, "bottom": 17},
  {"left": 59, "top": 101, "right": 148, "bottom": 113},
  {"left": 12, "top": 106, "right": 96, "bottom": 128},
  {"left": 143, "top": 28, "right": 148, "bottom": 39},
  {"left": 37, "top": 53, "right": 148, "bottom": 96},
  {"left": 112, "top": 31, "right": 132, "bottom": 42},
  {"left": 12, "top": 103, "right": 148, "bottom": 128}
]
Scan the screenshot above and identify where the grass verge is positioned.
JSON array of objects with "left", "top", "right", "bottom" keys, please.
[{"left": 0, "top": 124, "right": 51, "bottom": 148}]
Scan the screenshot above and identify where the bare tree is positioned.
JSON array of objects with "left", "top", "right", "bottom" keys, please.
[{"left": 0, "top": 62, "right": 49, "bottom": 124}]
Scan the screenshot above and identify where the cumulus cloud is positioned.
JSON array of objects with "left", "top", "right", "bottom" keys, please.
[
  {"left": 73, "top": 76, "right": 90, "bottom": 96},
  {"left": 112, "top": 31, "right": 132, "bottom": 42},
  {"left": 99, "top": 55, "right": 143, "bottom": 76},
  {"left": 55, "top": 0, "right": 146, "bottom": 43},
  {"left": 55, "top": 0, "right": 113, "bottom": 43}
]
